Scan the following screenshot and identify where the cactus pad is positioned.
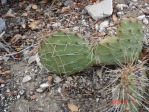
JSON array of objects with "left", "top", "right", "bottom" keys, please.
[
  {"left": 94, "top": 17, "right": 144, "bottom": 65},
  {"left": 38, "top": 31, "right": 94, "bottom": 75}
]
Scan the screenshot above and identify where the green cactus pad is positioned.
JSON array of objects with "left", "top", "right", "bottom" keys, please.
[
  {"left": 94, "top": 17, "right": 144, "bottom": 65},
  {"left": 39, "top": 31, "right": 94, "bottom": 75}
]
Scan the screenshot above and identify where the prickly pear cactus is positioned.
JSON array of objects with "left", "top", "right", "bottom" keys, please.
[
  {"left": 112, "top": 64, "right": 148, "bottom": 112},
  {"left": 94, "top": 17, "right": 144, "bottom": 65},
  {"left": 38, "top": 30, "right": 94, "bottom": 75}
]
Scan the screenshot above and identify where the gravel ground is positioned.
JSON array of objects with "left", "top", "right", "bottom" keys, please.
[{"left": 0, "top": 0, "right": 149, "bottom": 112}]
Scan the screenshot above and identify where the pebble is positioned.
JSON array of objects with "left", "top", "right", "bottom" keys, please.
[
  {"left": 143, "top": 18, "right": 149, "bottom": 24},
  {"left": 57, "top": 87, "right": 62, "bottom": 94},
  {"left": 0, "top": 18, "right": 6, "bottom": 33},
  {"left": 47, "top": 24, "right": 51, "bottom": 28},
  {"left": 99, "top": 21, "right": 109, "bottom": 31},
  {"left": 137, "top": 15, "right": 145, "bottom": 20},
  {"left": 131, "top": 0, "right": 137, "bottom": 2},
  {"left": 40, "top": 83, "right": 49, "bottom": 89},
  {"left": 6, "top": 89, "right": 10, "bottom": 93},
  {"left": 85, "top": 0, "right": 113, "bottom": 20},
  {"left": 22, "top": 75, "right": 32, "bottom": 83},
  {"left": 116, "top": 4, "right": 128, "bottom": 10},
  {"left": 52, "top": 22, "right": 61, "bottom": 28},
  {"left": 54, "top": 76, "right": 62, "bottom": 83},
  {"left": 95, "top": 24, "right": 99, "bottom": 31},
  {"left": 1, "top": 84, "right": 5, "bottom": 87},
  {"left": 117, "top": 12, "right": 124, "bottom": 16},
  {"left": 19, "top": 90, "right": 25, "bottom": 95},
  {"left": 17, "top": 95, "right": 21, "bottom": 99},
  {"left": 67, "top": 77, "right": 73, "bottom": 81},
  {"left": 73, "top": 26, "right": 79, "bottom": 31},
  {"left": 36, "top": 88, "right": 43, "bottom": 93}
]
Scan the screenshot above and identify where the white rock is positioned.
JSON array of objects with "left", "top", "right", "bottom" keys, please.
[
  {"left": 22, "top": 75, "right": 31, "bottom": 83},
  {"left": 95, "top": 24, "right": 99, "bottom": 31},
  {"left": 137, "top": 15, "right": 145, "bottom": 20},
  {"left": 0, "top": 18, "right": 6, "bottom": 33},
  {"left": 52, "top": 22, "right": 61, "bottom": 28},
  {"left": 40, "top": 83, "right": 49, "bottom": 89},
  {"left": 85, "top": 0, "right": 113, "bottom": 20},
  {"left": 73, "top": 26, "right": 79, "bottom": 31},
  {"left": 19, "top": 90, "right": 25, "bottom": 95},
  {"left": 17, "top": 95, "right": 21, "bottom": 99},
  {"left": 143, "top": 18, "right": 149, "bottom": 24},
  {"left": 99, "top": 21, "right": 109, "bottom": 31},
  {"left": 54, "top": 76, "right": 62, "bottom": 83},
  {"left": 131, "top": 0, "right": 137, "bottom": 2},
  {"left": 57, "top": 87, "right": 62, "bottom": 93},
  {"left": 82, "top": 19, "right": 88, "bottom": 26},
  {"left": 117, "top": 12, "right": 124, "bottom": 16},
  {"left": 116, "top": 4, "right": 128, "bottom": 10},
  {"left": 36, "top": 88, "right": 44, "bottom": 93},
  {"left": 47, "top": 24, "right": 51, "bottom": 28},
  {"left": 6, "top": 89, "right": 10, "bottom": 93}
]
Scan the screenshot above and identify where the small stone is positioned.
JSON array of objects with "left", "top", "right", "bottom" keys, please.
[
  {"left": 57, "top": 87, "right": 62, "bottom": 93},
  {"left": 6, "top": 88, "right": 10, "bottom": 93},
  {"left": 22, "top": 75, "right": 31, "bottom": 83},
  {"left": 47, "top": 24, "right": 51, "bottom": 28},
  {"left": 67, "top": 77, "right": 73, "bottom": 81},
  {"left": 96, "top": 98, "right": 99, "bottom": 102},
  {"left": 19, "top": 90, "right": 25, "bottom": 95},
  {"left": 17, "top": 95, "right": 21, "bottom": 99},
  {"left": 73, "top": 26, "right": 79, "bottom": 31},
  {"left": 40, "top": 83, "right": 49, "bottom": 89},
  {"left": 1, "top": 84, "right": 5, "bottom": 87},
  {"left": 116, "top": 4, "right": 128, "bottom": 10},
  {"left": 54, "top": 76, "right": 62, "bottom": 83},
  {"left": 137, "top": 15, "right": 145, "bottom": 20},
  {"left": 36, "top": 88, "right": 43, "bottom": 93},
  {"left": 52, "top": 23, "right": 61, "bottom": 28},
  {"left": 99, "top": 21, "right": 109, "bottom": 31},
  {"left": 117, "top": 12, "right": 124, "bottom": 16},
  {"left": 0, "top": 18, "right": 6, "bottom": 33},
  {"left": 32, "top": 4, "right": 38, "bottom": 10},
  {"left": 95, "top": 24, "right": 99, "bottom": 31},
  {"left": 143, "top": 18, "right": 149, "bottom": 24},
  {"left": 131, "top": 0, "right": 137, "bottom": 2},
  {"left": 85, "top": 0, "right": 113, "bottom": 20}
]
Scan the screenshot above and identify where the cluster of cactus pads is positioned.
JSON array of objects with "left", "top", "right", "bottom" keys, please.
[{"left": 38, "top": 17, "right": 144, "bottom": 75}]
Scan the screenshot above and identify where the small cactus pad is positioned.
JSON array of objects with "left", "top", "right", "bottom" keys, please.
[
  {"left": 94, "top": 17, "right": 144, "bottom": 65},
  {"left": 39, "top": 31, "right": 94, "bottom": 75}
]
